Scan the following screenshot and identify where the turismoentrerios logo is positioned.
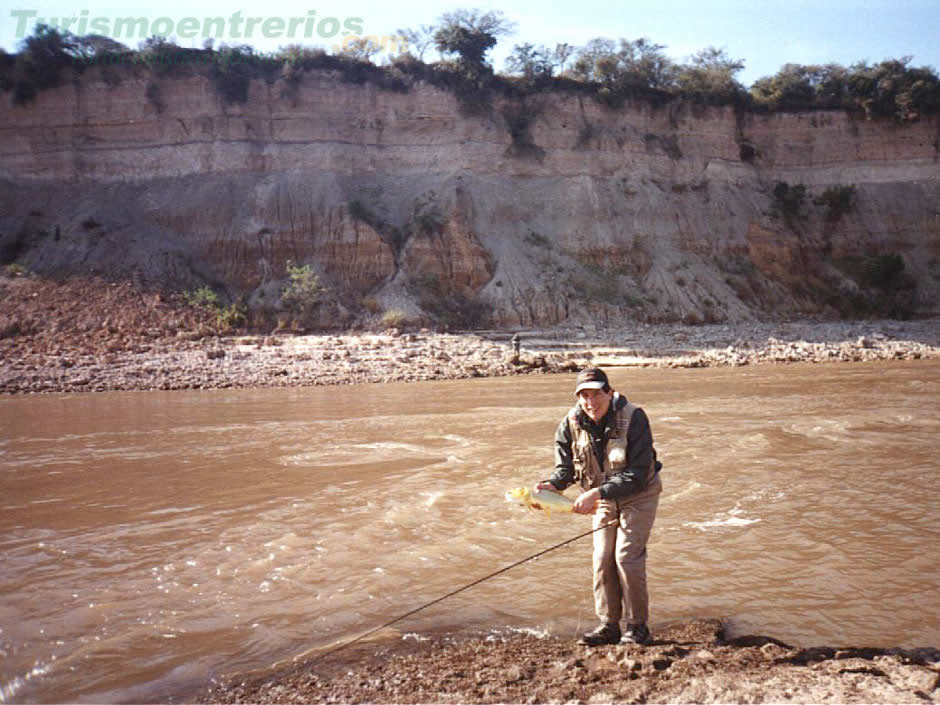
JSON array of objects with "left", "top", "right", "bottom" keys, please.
[{"left": 10, "top": 9, "right": 367, "bottom": 42}]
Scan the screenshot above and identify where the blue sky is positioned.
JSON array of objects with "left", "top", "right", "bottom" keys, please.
[{"left": 2, "top": 0, "right": 938, "bottom": 87}]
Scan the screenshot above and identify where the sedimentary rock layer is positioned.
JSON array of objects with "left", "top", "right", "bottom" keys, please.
[{"left": 1, "top": 66, "right": 938, "bottom": 325}]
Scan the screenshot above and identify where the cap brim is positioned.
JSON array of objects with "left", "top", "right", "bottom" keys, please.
[{"left": 575, "top": 381, "right": 606, "bottom": 393}]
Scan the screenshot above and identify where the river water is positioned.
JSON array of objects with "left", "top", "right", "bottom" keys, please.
[{"left": 1, "top": 361, "right": 938, "bottom": 703}]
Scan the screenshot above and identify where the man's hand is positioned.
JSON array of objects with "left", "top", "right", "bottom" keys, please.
[
  {"left": 573, "top": 488, "right": 601, "bottom": 515},
  {"left": 534, "top": 481, "right": 557, "bottom": 492}
]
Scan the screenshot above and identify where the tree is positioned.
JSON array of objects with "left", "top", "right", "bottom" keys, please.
[
  {"left": 848, "top": 57, "right": 940, "bottom": 121},
  {"left": 553, "top": 43, "right": 576, "bottom": 75},
  {"left": 676, "top": 46, "right": 745, "bottom": 101},
  {"left": 570, "top": 38, "right": 616, "bottom": 81},
  {"left": 16, "top": 24, "right": 75, "bottom": 91},
  {"left": 811, "top": 63, "right": 851, "bottom": 108},
  {"left": 433, "top": 8, "right": 516, "bottom": 75},
  {"left": 505, "top": 42, "right": 554, "bottom": 81},
  {"left": 71, "top": 34, "right": 130, "bottom": 59},
  {"left": 396, "top": 24, "right": 437, "bottom": 61},
  {"left": 616, "top": 38, "right": 677, "bottom": 90},
  {"left": 338, "top": 36, "right": 383, "bottom": 62},
  {"left": 750, "top": 63, "right": 816, "bottom": 108},
  {"left": 570, "top": 37, "right": 677, "bottom": 91}
]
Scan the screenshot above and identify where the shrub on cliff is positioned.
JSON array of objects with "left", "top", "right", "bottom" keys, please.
[
  {"left": 138, "top": 36, "right": 206, "bottom": 78},
  {"left": 209, "top": 44, "right": 271, "bottom": 104},
  {"left": 847, "top": 57, "right": 940, "bottom": 121},
  {"left": 0, "top": 49, "right": 14, "bottom": 92},
  {"left": 185, "top": 286, "right": 220, "bottom": 309},
  {"left": 381, "top": 309, "right": 410, "bottom": 329},
  {"left": 814, "top": 185, "right": 856, "bottom": 222},
  {"left": 10, "top": 24, "right": 76, "bottom": 105},
  {"left": 863, "top": 253, "right": 909, "bottom": 290},
  {"left": 279, "top": 262, "right": 323, "bottom": 325},
  {"left": 675, "top": 47, "right": 747, "bottom": 104},
  {"left": 183, "top": 286, "right": 247, "bottom": 332},
  {"left": 433, "top": 9, "right": 515, "bottom": 77},
  {"left": 831, "top": 252, "right": 916, "bottom": 318},
  {"left": 750, "top": 63, "right": 847, "bottom": 110},
  {"left": 504, "top": 43, "right": 556, "bottom": 85},
  {"left": 771, "top": 182, "right": 807, "bottom": 228},
  {"left": 750, "top": 58, "right": 940, "bottom": 119},
  {"left": 568, "top": 37, "right": 678, "bottom": 107},
  {"left": 274, "top": 44, "right": 408, "bottom": 94}
]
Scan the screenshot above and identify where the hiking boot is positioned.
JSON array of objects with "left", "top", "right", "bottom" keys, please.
[
  {"left": 621, "top": 623, "right": 651, "bottom": 645},
  {"left": 578, "top": 622, "right": 621, "bottom": 646}
]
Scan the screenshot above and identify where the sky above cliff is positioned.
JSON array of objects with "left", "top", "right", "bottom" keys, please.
[{"left": 2, "top": 0, "right": 938, "bottom": 87}]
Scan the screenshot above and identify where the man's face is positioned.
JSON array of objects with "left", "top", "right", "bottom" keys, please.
[{"left": 577, "top": 387, "right": 612, "bottom": 423}]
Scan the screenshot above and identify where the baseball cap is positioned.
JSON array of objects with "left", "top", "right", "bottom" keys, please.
[{"left": 575, "top": 367, "right": 609, "bottom": 394}]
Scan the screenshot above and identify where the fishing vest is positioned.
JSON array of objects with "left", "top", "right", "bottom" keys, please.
[{"left": 567, "top": 394, "right": 655, "bottom": 492}]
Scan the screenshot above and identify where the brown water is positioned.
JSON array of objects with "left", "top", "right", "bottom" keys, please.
[{"left": 1, "top": 361, "right": 938, "bottom": 703}]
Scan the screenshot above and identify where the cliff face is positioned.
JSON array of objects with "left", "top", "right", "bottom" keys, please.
[{"left": 1, "top": 64, "right": 938, "bottom": 328}]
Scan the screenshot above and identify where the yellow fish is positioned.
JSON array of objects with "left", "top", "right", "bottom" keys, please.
[{"left": 504, "top": 487, "right": 574, "bottom": 516}]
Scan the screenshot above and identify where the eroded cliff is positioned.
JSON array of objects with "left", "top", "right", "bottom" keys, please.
[{"left": 1, "top": 62, "right": 938, "bottom": 328}]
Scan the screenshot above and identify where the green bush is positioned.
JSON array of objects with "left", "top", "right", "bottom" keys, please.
[
  {"left": 381, "top": 309, "right": 409, "bottom": 328},
  {"left": 771, "top": 181, "right": 807, "bottom": 226},
  {"left": 279, "top": 261, "right": 322, "bottom": 320},
  {"left": 185, "top": 286, "right": 220, "bottom": 309},
  {"left": 145, "top": 82, "right": 164, "bottom": 112},
  {"left": 216, "top": 302, "right": 247, "bottom": 330},
  {"left": 11, "top": 24, "right": 75, "bottom": 105},
  {"left": 210, "top": 45, "right": 256, "bottom": 104},
  {"left": 750, "top": 58, "right": 940, "bottom": 119},
  {"left": 137, "top": 36, "right": 201, "bottom": 77},
  {"left": 815, "top": 184, "right": 856, "bottom": 221},
  {"left": 675, "top": 47, "right": 746, "bottom": 104},
  {"left": 864, "top": 253, "right": 906, "bottom": 289},
  {"left": 830, "top": 252, "right": 916, "bottom": 318},
  {"left": 848, "top": 58, "right": 940, "bottom": 121}
]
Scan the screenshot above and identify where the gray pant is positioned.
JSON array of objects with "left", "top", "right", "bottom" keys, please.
[{"left": 592, "top": 473, "right": 662, "bottom": 625}]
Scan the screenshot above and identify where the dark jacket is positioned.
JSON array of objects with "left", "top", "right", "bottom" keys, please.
[{"left": 548, "top": 393, "right": 658, "bottom": 501}]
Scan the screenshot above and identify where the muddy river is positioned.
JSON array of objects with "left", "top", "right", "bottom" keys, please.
[{"left": 1, "top": 361, "right": 938, "bottom": 702}]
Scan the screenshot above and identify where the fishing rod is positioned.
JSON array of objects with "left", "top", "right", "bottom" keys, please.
[{"left": 309, "top": 517, "right": 619, "bottom": 664}]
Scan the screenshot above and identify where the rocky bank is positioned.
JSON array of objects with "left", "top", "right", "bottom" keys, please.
[
  {"left": 1, "top": 272, "right": 937, "bottom": 395},
  {"left": 198, "top": 619, "right": 940, "bottom": 704}
]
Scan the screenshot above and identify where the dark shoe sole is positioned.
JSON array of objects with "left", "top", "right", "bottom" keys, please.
[{"left": 578, "top": 635, "right": 621, "bottom": 646}]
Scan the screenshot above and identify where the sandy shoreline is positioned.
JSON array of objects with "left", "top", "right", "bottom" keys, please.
[
  {"left": 1, "top": 275, "right": 938, "bottom": 395},
  {"left": 197, "top": 619, "right": 940, "bottom": 704}
]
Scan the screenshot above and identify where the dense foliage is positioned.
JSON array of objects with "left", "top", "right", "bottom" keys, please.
[{"left": 2, "top": 17, "right": 938, "bottom": 120}]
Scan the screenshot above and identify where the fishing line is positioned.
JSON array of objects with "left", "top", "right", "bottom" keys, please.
[{"left": 309, "top": 518, "right": 619, "bottom": 664}]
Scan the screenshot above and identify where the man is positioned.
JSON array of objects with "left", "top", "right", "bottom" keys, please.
[{"left": 536, "top": 367, "right": 663, "bottom": 646}]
